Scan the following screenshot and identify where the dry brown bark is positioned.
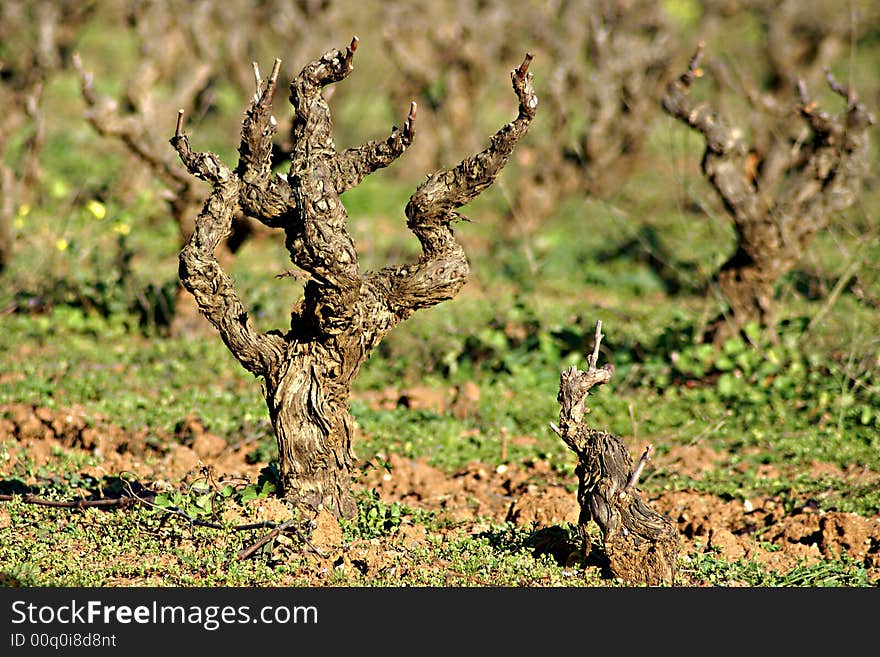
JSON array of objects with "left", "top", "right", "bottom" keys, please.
[
  {"left": 172, "top": 39, "right": 537, "bottom": 519},
  {"left": 553, "top": 321, "right": 678, "bottom": 586},
  {"left": 551, "top": 322, "right": 679, "bottom": 586},
  {"left": 662, "top": 43, "right": 874, "bottom": 345},
  {"left": 71, "top": 1, "right": 352, "bottom": 334}
]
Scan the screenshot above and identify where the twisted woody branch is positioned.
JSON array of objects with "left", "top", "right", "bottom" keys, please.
[
  {"left": 662, "top": 42, "right": 874, "bottom": 345},
  {"left": 553, "top": 320, "right": 678, "bottom": 585},
  {"left": 171, "top": 38, "right": 537, "bottom": 519}
]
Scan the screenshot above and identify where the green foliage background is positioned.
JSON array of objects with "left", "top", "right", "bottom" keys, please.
[{"left": 1, "top": 0, "right": 878, "bottom": 586}]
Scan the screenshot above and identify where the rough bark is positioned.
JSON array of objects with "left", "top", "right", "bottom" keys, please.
[
  {"left": 173, "top": 40, "right": 537, "bottom": 519},
  {"left": 71, "top": 1, "right": 348, "bottom": 334},
  {"left": 662, "top": 43, "right": 874, "bottom": 345},
  {"left": 553, "top": 321, "right": 678, "bottom": 586}
]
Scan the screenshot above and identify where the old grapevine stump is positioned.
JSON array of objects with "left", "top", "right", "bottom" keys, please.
[
  {"left": 553, "top": 321, "right": 679, "bottom": 585},
  {"left": 170, "top": 38, "right": 537, "bottom": 519},
  {"left": 662, "top": 42, "right": 874, "bottom": 345}
]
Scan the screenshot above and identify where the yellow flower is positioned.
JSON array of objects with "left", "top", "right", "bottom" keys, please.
[
  {"left": 87, "top": 200, "right": 106, "bottom": 220},
  {"left": 113, "top": 222, "right": 131, "bottom": 236},
  {"left": 17, "top": 204, "right": 30, "bottom": 217},
  {"left": 50, "top": 179, "right": 70, "bottom": 199},
  {"left": 56, "top": 238, "right": 69, "bottom": 251}
]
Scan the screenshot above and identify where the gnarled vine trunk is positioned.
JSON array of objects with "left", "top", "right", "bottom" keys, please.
[
  {"left": 662, "top": 43, "right": 874, "bottom": 345},
  {"left": 553, "top": 321, "right": 679, "bottom": 585},
  {"left": 172, "top": 39, "right": 537, "bottom": 518}
]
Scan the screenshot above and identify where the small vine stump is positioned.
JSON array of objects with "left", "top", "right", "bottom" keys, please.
[{"left": 554, "top": 321, "right": 679, "bottom": 585}]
